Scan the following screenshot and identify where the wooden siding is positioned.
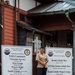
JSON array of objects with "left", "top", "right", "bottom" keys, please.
[
  {"left": 3, "top": 7, "right": 14, "bottom": 45},
  {"left": 33, "top": 15, "right": 72, "bottom": 31},
  {"left": 2, "top": 5, "right": 27, "bottom": 45},
  {"left": 38, "top": 22, "right": 72, "bottom": 31}
]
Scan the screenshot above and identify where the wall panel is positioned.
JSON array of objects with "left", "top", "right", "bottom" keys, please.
[{"left": 3, "top": 7, "right": 14, "bottom": 45}]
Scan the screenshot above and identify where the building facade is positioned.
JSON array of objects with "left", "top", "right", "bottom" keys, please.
[{"left": 0, "top": 0, "right": 75, "bottom": 75}]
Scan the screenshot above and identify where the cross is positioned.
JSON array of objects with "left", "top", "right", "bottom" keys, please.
[{"left": 32, "top": 37, "right": 41, "bottom": 53}]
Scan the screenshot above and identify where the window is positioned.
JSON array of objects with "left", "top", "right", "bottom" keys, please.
[
  {"left": 67, "top": 30, "right": 73, "bottom": 47},
  {"left": 17, "top": 25, "right": 42, "bottom": 52},
  {"left": 46, "top": 31, "right": 57, "bottom": 47},
  {"left": 26, "top": 32, "right": 33, "bottom": 46},
  {"left": 20, "top": 13, "right": 26, "bottom": 22},
  {"left": 17, "top": 26, "right": 26, "bottom": 45},
  {"left": 17, "top": 26, "right": 33, "bottom": 46}
]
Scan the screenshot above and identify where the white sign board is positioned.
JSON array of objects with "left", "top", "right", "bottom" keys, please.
[
  {"left": 46, "top": 47, "right": 72, "bottom": 75},
  {"left": 1, "top": 45, "right": 32, "bottom": 75}
]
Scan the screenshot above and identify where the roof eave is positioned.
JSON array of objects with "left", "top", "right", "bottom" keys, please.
[
  {"left": 16, "top": 21, "right": 52, "bottom": 36},
  {"left": 27, "top": 8, "right": 75, "bottom": 17}
]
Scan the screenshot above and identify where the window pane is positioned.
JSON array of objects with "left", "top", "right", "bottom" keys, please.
[{"left": 26, "top": 32, "right": 33, "bottom": 46}]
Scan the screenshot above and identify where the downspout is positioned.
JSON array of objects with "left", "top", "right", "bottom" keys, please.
[
  {"left": 0, "top": 3, "right": 3, "bottom": 74},
  {"left": 14, "top": 0, "right": 17, "bottom": 45},
  {"left": 0, "top": 24, "right": 3, "bottom": 52},
  {"left": 0, "top": 25, "right": 2, "bottom": 74},
  {"left": 65, "top": 12, "right": 74, "bottom": 24},
  {"left": 65, "top": 11, "right": 75, "bottom": 75},
  {"left": 35, "top": 1, "right": 37, "bottom": 7},
  {"left": 18, "top": 0, "right": 20, "bottom": 9},
  {"left": 0, "top": 5, "right": 2, "bottom": 46}
]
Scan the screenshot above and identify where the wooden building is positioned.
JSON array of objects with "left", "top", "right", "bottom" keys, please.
[
  {"left": 0, "top": 0, "right": 52, "bottom": 75},
  {"left": 0, "top": 0, "right": 75, "bottom": 75},
  {"left": 28, "top": 1, "right": 75, "bottom": 47}
]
